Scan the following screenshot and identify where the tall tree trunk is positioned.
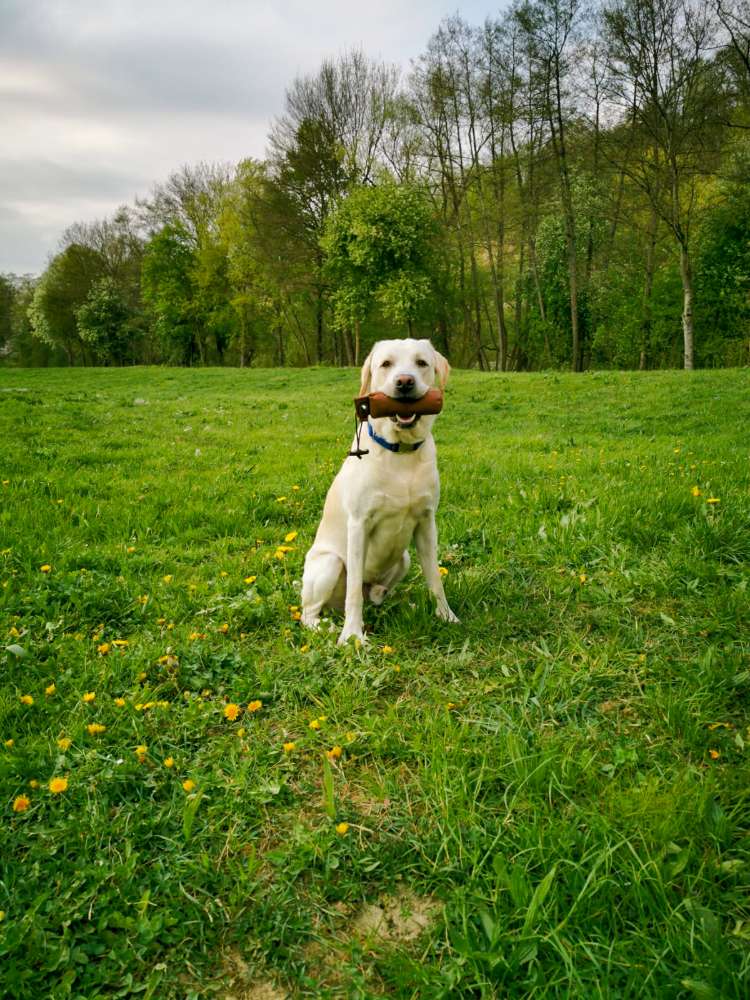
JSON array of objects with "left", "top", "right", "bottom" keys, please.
[
  {"left": 639, "top": 207, "right": 658, "bottom": 369},
  {"left": 316, "top": 284, "right": 324, "bottom": 363},
  {"left": 679, "top": 242, "right": 694, "bottom": 370}
]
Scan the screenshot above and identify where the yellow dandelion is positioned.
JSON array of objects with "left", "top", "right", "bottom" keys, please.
[
  {"left": 49, "top": 777, "right": 68, "bottom": 794},
  {"left": 114, "top": 697, "right": 126, "bottom": 707},
  {"left": 182, "top": 779, "right": 196, "bottom": 792},
  {"left": 82, "top": 691, "right": 95, "bottom": 703},
  {"left": 224, "top": 703, "right": 241, "bottom": 721},
  {"left": 283, "top": 741, "right": 296, "bottom": 752},
  {"left": 156, "top": 617, "right": 166, "bottom": 625},
  {"left": 292, "top": 611, "right": 301, "bottom": 621},
  {"left": 284, "top": 531, "right": 298, "bottom": 543},
  {"left": 113, "top": 639, "right": 128, "bottom": 647},
  {"left": 164, "top": 757, "right": 175, "bottom": 768},
  {"left": 292, "top": 484, "right": 300, "bottom": 491},
  {"left": 97, "top": 642, "right": 111, "bottom": 655},
  {"left": 13, "top": 795, "right": 30, "bottom": 813},
  {"left": 135, "top": 744, "right": 147, "bottom": 760},
  {"left": 45, "top": 683, "right": 56, "bottom": 696},
  {"left": 86, "top": 723, "right": 106, "bottom": 736},
  {"left": 243, "top": 575, "right": 257, "bottom": 584},
  {"left": 237, "top": 727, "right": 246, "bottom": 738},
  {"left": 276, "top": 496, "right": 287, "bottom": 503},
  {"left": 40, "top": 564, "right": 52, "bottom": 573},
  {"left": 126, "top": 545, "right": 136, "bottom": 553},
  {"left": 438, "top": 566, "right": 449, "bottom": 577},
  {"left": 137, "top": 594, "right": 149, "bottom": 605},
  {"left": 691, "top": 486, "right": 701, "bottom": 497},
  {"left": 162, "top": 574, "right": 173, "bottom": 584},
  {"left": 9, "top": 626, "right": 20, "bottom": 637},
  {"left": 308, "top": 719, "right": 321, "bottom": 731},
  {"left": 335, "top": 822, "right": 350, "bottom": 836},
  {"left": 28, "top": 779, "right": 39, "bottom": 789},
  {"left": 300, "top": 644, "right": 310, "bottom": 654},
  {"left": 4, "top": 739, "right": 14, "bottom": 748},
  {"left": 57, "top": 737, "right": 71, "bottom": 751},
  {"left": 274, "top": 549, "right": 286, "bottom": 560},
  {"left": 188, "top": 632, "right": 204, "bottom": 641},
  {"left": 382, "top": 645, "right": 395, "bottom": 655},
  {"left": 709, "top": 749, "right": 720, "bottom": 760},
  {"left": 579, "top": 573, "right": 587, "bottom": 584},
  {"left": 247, "top": 700, "right": 262, "bottom": 713},
  {"left": 218, "top": 623, "right": 229, "bottom": 634},
  {"left": 327, "top": 746, "right": 343, "bottom": 760},
  {"left": 706, "top": 497, "right": 721, "bottom": 504},
  {"left": 20, "top": 695, "right": 33, "bottom": 706}
]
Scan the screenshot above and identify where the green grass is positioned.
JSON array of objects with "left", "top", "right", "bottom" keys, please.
[{"left": 1, "top": 365, "right": 749, "bottom": 999}]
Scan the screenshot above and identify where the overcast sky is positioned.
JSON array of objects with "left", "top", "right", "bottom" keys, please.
[{"left": 0, "top": 0, "right": 495, "bottom": 275}]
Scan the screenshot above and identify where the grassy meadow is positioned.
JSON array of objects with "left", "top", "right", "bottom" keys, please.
[{"left": 1, "top": 365, "right": 749, "bottom": 999}]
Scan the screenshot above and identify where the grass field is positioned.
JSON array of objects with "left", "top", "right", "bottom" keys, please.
[{"left": 1, "top": 365, "right": 749, "bottom": 999}]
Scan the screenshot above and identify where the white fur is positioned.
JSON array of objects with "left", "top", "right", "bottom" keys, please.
[{"left": 301, "top": 338, "right": 459, "bottom": 645}]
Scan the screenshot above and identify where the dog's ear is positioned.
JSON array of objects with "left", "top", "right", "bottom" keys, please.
[
  {"left": 358, "top": 348, "right": 374, "bottom": 396},
  {"left": 433, "top": 348, "right": 451, "bottom": 389}
]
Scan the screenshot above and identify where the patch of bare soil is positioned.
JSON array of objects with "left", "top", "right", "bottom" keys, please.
[
  {"left": 220, "top": 949, "right": 289, "bottom": 1000},
  {"left": 351, "top": 889, "right": 442, "bottom": 943}
]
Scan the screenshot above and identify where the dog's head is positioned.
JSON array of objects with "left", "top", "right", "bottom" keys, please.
[{"left": 358, "top": 338, "right": 450, "bottom": 434}]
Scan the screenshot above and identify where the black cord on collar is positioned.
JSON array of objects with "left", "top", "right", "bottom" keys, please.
[{"left": 347, "top": 414, "right": 369, "bottom": 459}]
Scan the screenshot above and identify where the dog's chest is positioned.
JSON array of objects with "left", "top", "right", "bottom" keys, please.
[{"left": 364, "top": 479, "right": 434, "bottom": 548}]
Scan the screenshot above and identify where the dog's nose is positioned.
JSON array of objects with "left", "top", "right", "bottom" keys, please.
[{"left": 395, "top": 374, "right": 416, "bottom": 394}]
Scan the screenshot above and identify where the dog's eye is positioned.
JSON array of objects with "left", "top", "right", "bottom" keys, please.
[
  {"left": 381, "top": 360, "right": 392, "bottom": 368},
  {"left": 416, "top": 359, "right": 429, "bottom": 367}
]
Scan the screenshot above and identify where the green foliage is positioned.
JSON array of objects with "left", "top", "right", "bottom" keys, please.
[
  {"left": 27, "top": 245, "right": 105, "bottom": 364},
  {"left": 322, "top": 182, "right": 438, "bottom": 336},
  {"left": 4, "top": 20, "right": 750, "bottom": 371},
  {"left": 141, "top": 225, "right": 199, "bottom": 364},
  {"left": 0, "top": 366, "right": 749, "bottom": 997},
  {"left": 76, "top": 276, "right": 133, "bottom": 364},
  {"left": 695, "top": 155, "right": 750, "bottom": 366}
]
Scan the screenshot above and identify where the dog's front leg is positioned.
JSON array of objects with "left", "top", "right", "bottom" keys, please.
[
  {"left": 415, "top": 511, "right": 459, "bottom": 623},
  {"left": 338, "top": 517, "right": 367, "bottom": 645}
]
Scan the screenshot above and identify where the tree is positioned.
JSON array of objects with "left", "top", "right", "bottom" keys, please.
[
  {"left": 28, "top": 244, "right": 105, "bottom": 364},
  {"left": 270, "top": 51, "right": 399, "bottom": 362},
  {"left": 515, "top": 0, "right": 587, "bottom": 371},
  {"left": 0, "top": 275, "right": 13, "bottom": 359},
  {"left": 604, "top": 0, "right": 725, "bottom": 369},
  {"left": 322, "top": 182, "right": 437, "bottom": 362},
  {"left": 76, "top": 277, "right": 132, "bottom": 364},
  {"left": 141, "top": 225, "right": 200, "bottom": 364}
]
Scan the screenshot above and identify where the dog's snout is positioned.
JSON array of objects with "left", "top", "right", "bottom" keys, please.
[{"left": 395, "top": 374, "right": 416, "bottom": 394}]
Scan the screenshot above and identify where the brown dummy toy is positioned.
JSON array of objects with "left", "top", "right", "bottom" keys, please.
[{"left": 354, "top": 388, "right": 444, "bottom": 421}]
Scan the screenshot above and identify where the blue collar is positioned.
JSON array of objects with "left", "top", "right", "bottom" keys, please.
[{"left": 368, "top": 421, "right": 425, "bottom": 453}]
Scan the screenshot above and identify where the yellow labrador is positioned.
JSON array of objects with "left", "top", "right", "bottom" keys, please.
[{"left": 301, "top": 337, "right": 458, "bottom": 645}]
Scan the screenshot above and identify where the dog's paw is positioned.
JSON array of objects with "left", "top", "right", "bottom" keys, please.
[
  {"left": 437, "top": 605, "right": 460, "bottom": 624},
  {"left": 337, "top": 626, "right": 367, "bottom": 647},
  {"left": 300, "top": 611, "right": 320, "bottom": 630}
]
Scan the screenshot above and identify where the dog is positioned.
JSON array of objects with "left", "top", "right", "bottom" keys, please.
[{"left": 301, "top": 337, "right": 459, "bottom": 645}]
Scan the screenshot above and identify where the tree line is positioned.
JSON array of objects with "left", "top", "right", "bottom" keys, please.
[{"left": 2, "top": 0, "right": 749, "bottom": 372}]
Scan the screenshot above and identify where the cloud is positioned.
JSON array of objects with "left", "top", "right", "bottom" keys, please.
[{"left": 0, "top": 0, "right": 491, "bottom": 274}]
